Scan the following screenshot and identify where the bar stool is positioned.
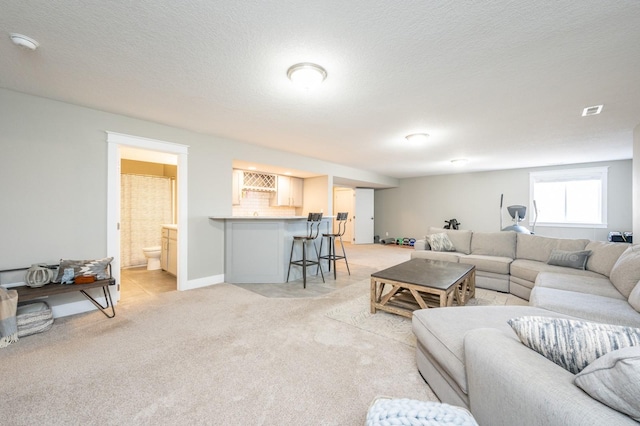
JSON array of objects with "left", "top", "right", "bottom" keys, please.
[
  {"left": 318, "top": 212, "right": 351, "bottom": 279},
  {"left": 286, "top": 212, "right": 325, "bottom": 288}
]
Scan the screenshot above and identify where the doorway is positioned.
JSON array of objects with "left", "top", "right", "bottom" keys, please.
[
  {"left": 106, "top": 132, "right": 189, "bottom": 303},
  {"left": 333, "top": 187, "right": 354, "bottom": 243}
]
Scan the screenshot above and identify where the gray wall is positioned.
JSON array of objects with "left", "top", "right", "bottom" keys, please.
[
  {"left": 375, "top": 160, "right": 633, "bottom": 242},
  {"left": 0, "top": 88, "right": 397, "bottom": 280}
]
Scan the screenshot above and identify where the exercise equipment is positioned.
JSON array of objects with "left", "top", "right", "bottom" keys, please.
[{"left": 500, "top": 194, "right": 537, "bottom": 234}]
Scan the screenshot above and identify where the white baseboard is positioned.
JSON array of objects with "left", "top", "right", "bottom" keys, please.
[{"left": 183, "top": 274, "right": 225, "bottom": 291}]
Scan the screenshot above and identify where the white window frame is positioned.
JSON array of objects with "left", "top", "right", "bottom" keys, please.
[{"left": 529, "top": 167, "right": 608, "bottom": 228}]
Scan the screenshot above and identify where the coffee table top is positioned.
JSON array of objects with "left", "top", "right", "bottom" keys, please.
[{"left": 371, "top": 258, "right": 474, "bottom": 290}]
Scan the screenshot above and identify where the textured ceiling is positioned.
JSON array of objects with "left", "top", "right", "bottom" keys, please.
[{"left": 2, "top": 1, "right": 639, "bottom": 178}]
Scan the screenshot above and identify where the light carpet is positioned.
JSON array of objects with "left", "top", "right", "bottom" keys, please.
[{"left": 1, "top": 279, "right": 437, "bottom": 426}]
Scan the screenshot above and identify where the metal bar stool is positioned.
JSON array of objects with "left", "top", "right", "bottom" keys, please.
[
  {"left": 318, "top": 212, "right": 351, "bottom": 279},
  {"left": 286, "top": 212, "right": 325, "bottom": 288}
]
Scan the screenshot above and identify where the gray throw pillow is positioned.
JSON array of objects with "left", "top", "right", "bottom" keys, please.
[
  {"left": 53, "top": 257, "right": 114, "bottom": 282},
  {"left": 427, "top": 233, "right": 455, "bottom": 252},
  {"left": 547, "top": 249, "right": 592, "bottom": 270},
  {"left": 508, "top": 316, "right": 640, "bottom": 374},
  {"left": 574, "top": 346, "right": 640, "bottom": 421}
]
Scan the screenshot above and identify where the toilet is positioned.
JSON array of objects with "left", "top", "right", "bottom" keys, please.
[{"left": 142, "top": 246, "right": 162, "bottom": 270}]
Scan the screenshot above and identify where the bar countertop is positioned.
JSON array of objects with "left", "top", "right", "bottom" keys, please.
[{"left": 209, "top": 216, "right": 332, "bottom": 220}]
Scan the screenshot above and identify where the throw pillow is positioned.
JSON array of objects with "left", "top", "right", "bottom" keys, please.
[
  {"left": 547, "top": 249, "right": 592, "bottom": 270},
  {"left": 574, "top": 346, "right": 640, "bottom": 421},
  {"left": 53, "top": 257, "right": 114, "bottom": 282},
  {"left": 427, "top": 233, "right": 456, "bottom": 252},
  {"left": 507, "top": 316, "right": 640, "bottom": 374},
  {"left": 629, "top": 281, "right": 640, "bottom": 313},
  {"left": 610, "top": 245, "right": 640, "bottom": 298}
]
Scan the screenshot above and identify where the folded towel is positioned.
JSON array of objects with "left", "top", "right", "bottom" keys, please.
[{"left": 0, "top": 287, "right": 19, "bottom": 348}]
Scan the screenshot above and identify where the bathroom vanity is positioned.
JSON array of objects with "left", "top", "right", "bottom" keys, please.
[
  {"left": 161, "top": 224, "right": 178, "bottom": 276},
  {"left": 209, "top": 216, "right": 331, "bottom": 283}
]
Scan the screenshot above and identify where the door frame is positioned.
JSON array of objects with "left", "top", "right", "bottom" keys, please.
[{"left": 106, "top": 132, "right": 189, "bottom": 299}]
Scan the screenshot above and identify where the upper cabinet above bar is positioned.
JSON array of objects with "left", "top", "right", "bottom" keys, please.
[{"left": 271, "top": 175, "right": 303, "bottom": 207}]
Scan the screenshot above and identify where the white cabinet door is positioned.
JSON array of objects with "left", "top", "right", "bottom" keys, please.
[
  {"left": 161, "top": 236, "right": 169, "bottom": 270},
  {"left": 167, "top": 235, "right": 178, "bottom": 276},
  {"left": 232, "top": 169, "right": 243, "bottom": 205},
  {"left": 290, "top": 177, "right": 303, "bottom": 207}
]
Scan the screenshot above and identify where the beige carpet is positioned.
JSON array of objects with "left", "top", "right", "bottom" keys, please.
[{"left": 2, "top": 279, "right": 438, "bottom": 425}]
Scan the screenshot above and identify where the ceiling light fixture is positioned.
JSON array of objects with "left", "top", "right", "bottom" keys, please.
[
  {"left": 9, "top": 33, "right": 39, "bottom": 50},
  {"left": 405, "top": 133, "right": 430, "bottom": 143},
  {"left": 450, "top": 158, "right": 468, "bottom": 165},
  {"left": 582, "top": 105, "right": 603, "bottom": 116},
  {"left": 287, "top": 63, "right": 327, "bottom": 89}
]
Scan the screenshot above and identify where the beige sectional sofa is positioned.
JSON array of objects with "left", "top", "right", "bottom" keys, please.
[
  {"left": 412, "top": 227, "right": 630, "bottom": 300},
  {"left": 410, "top": 227, "right": 640, "bottom": 425}
]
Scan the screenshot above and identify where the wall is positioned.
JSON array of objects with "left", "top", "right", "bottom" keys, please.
[
  {"left": 302, "top": 176, "right": 330, "bottom": 215},
  {"left": 375, "top": 160, "right": 633, "bottom": 242},
  {"left": 0, "top": 88, "right": 396, "bottom": 287}
]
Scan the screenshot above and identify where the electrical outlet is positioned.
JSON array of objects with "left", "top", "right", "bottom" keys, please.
[{"left": 385, "top": 232, "right": 389, "bottom": 236}]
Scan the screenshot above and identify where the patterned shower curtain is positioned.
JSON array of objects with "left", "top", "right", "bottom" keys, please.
[{"left": 121, "top": 174, "right": 173, "bottom": 268}]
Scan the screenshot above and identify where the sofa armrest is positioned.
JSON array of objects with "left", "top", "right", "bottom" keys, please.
[
  {"left": 464, "top": 328, "right": 636, "bottom": 426},
  {"left": 414, "top": 239, "right": 429, "bottom": 250}
]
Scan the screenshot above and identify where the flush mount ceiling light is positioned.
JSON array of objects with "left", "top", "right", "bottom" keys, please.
[
  {"left": 450, "top": 158, "right": 469, "bottom": 165},
  {"left": 405, "top": 133, "right": 430, "bottom": 143},
  {"left": 582, "top": 105, "right": 604, "bottom": 116},
  {"left": 9, "top": 33, "right": 39, "bottom": 50},
  {"left": 287, "top": 63, "right": 327, "bottom": 89}
]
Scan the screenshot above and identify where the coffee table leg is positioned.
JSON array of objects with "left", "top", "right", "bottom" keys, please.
[{"left": 370, "top": 278, "right": 377, "bottom": 313}]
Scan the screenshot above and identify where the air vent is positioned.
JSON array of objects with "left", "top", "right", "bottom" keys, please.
[
  {"left": 582, "top": 105, "right": 603, "bottom": 116},
  {"left": 242, "top": 171, "right": 276, "bottom": 192}
]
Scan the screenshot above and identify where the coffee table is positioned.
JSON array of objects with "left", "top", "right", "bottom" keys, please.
[{"left": 370, "top": 258, "right": 475, "bottom": 318}]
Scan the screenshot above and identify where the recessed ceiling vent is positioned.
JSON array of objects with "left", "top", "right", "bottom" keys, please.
[{"left": 582, "top": 105, "right": 603, "bottom": 116}]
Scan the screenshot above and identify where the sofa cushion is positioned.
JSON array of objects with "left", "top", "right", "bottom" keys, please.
[
  {"left": 510, "top": 259, "right": 604, "bottom": 284},
  {"left": 428, "top": 233, "right": 456, "bottom": 252},
  {"left": 610, "top": 245, "right": 640, "bottom": 298},
  {"left": 547, "top": 249, "right": 591, "bottom": 270},
  {"left": 412, "top": 306, "right": 566, "bottom": 395},
  {"left": 516, "top": 234, "right": 589, "bottom": 263},
  {"left": 585, "top": 241, "right": 630, "bottom": 277},
  {"left": 629, "top": 281, "right": 640, "bottom": 312},
  {"left": 411, "top": 250, "right": 462, "bottom": 263},
  {"left": 508, "top": 316, "right": 640, "bottom": 374},
  {"left": 429, "top": 227, "right": 472, "bottom": 255},
  {"left": 574, "top": 346, "right": 640, "bottom": 421},
  {"left": 470, "top": 231, "right": 516, "bottom": 259},
  {"left": 529, "top": 287, "right": 640, "bottom": 327},
  {"left": 459, "top": 255, "right": 512, "bottom": 275},
  {"left": 535, "top": 272, "right": 625, "bottom": 300}
]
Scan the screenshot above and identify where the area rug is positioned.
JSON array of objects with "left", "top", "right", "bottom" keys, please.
[
  {"left": 325, "top": 294, "right": 416, "bottom": 347},
  {"left": 325, "top": 287, "right": 525, "bottom": 348}
]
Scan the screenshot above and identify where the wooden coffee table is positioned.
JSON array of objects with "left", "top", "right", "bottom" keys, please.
[{"left": 370, "top": 258, "right": 475, "bottom": 318}]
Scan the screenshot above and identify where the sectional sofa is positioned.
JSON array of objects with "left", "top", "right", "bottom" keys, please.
[{"left": 410, "top": 227, "right": 640, "bottom": 425}]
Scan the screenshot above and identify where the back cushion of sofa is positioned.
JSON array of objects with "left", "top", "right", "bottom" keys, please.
[
  {"left": 629, "top": 281, "right": 640, "bottom": 312},
  {"left": 610, "top": 245, "right": 640, "bottom": 298},
  {"left": 428, "top": 227, "right": 472, "bottom": 254},
  {"left": 585, "top": 241, "right": 631, "bottom": 277},
  {"left": 516, "top": 234, "right": 589, "bottom": 262},
  {"left": 471, "top": 231, "right": 516, "bottom": 258}
]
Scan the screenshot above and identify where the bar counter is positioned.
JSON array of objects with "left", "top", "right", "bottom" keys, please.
[{"left": 209, "top": 216, "right": 332, "bottom": 283}]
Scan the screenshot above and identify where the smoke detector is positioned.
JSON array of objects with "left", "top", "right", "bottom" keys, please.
[{"left": 10, "top": 33, "right": 39, "bottom": 50}]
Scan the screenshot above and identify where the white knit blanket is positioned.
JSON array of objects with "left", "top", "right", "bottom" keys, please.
[
  {"left": 0, "top": 287, "right": 19, "bottom": 348},
  {"left": 366, "top": 398, "right": 478, "bottom": 426}
]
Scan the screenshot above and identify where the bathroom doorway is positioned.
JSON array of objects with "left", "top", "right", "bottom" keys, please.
[
  {"left": 119, "top": 154, "right": 177, "bottom": 301},
  {"left": 106, "top": 132, "right": 189, "bottom": 304}
]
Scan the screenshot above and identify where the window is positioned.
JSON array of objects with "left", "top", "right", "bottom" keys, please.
[{"left": 529, "top": 167, "right": 608, "bottom": 228}]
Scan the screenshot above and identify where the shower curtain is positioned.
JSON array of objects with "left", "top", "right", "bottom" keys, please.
[{"left": 121, "top": 174, "right": 173, "bottom": 268}]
